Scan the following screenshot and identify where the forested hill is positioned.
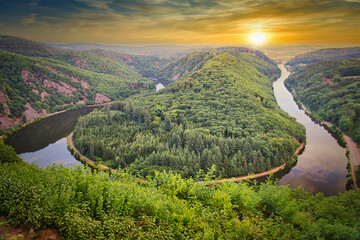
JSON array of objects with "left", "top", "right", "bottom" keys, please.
[
  {"left": 73, "top": 52, "right": 305, "bottom": 178},
  {"left": 0, "top": 49, "right": 154, "bottom": 132},
  {"left": 89, "top": 49, "right": 175, "bottom": 78},
  {"left": 0, "top": 35, "right": 172, "bottom": 79},
  {"left": 286, "top": 47, "right": 360, "bottom": 71},
  {"left": 157, "top": 47, "right": 280, "bottom": 82},
  {"left": 285, "top": 59, "right": 360, "bottom": 145},
  {"left": 215, "top": 47, "right": 280, "bottom": 81}
]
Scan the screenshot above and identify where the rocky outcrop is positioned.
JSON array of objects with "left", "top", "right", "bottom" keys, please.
[
  {"left": 95, "top": 93, "right": 111, "bottom": 104},
  {"left": 43, "top": 80, "right": 76, "bottom": 96}
]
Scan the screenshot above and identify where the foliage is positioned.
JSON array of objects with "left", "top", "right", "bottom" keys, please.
[
  {"left": 0, "top": 35, "right": 163, "bottom": 80},
  {"left": 356, "top": 166, "right": 360, "bottom": 187},
  {"left": 0, "top": 141, "right": 21, "bottom": 164},
  {"left": 0, "top": 154, "right": 359, "bottom": 239},
  {"left": 73, "top": 52, "right": 305, "bottom": 178},
  {"left": 285, "top": 59, "right": 360, "bottom": 145},
  {"left": 215, "top": 47, "right": 281, "bottom": 81},
  {"left": 91, "top": 49, "right": 175, "bottom": 78},
  {"left": 157, "top": 48, "right": 280, "bottom": 82}
]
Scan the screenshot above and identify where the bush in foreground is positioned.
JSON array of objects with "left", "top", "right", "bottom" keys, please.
[{"left": 0, "top": 158, "right": 359, "bottom": 239}]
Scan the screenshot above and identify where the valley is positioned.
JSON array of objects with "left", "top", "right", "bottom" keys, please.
[
  {"left": 1, "top": 1, "right": 360, "bottom": 238},
  {"left": 0, "top": 37, "right": 359, "bottom": 239}
]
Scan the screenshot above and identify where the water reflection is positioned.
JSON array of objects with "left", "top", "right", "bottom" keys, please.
[
  {"left": 6, "top": 107, "right": 98, "bottom": 154},
  {"left": 19, "top": 138, "right": 80, "bottom": 168},
  {"left": 6, "top": 106, "right": 99, "bottom": 167},
  {"left": 274, "top": 64, "right": 347, "bottom": 195}
]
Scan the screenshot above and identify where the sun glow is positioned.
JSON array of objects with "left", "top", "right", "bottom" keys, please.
[{"left": 251, "top": 33, "right": 266, "bottom": 45}]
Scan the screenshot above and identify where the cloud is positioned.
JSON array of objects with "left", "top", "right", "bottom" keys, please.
[
  {"left": 1, "top": 0, "right": 359, "bottom": 45},
  {"left": 75, "top": 0, "right": 113, "bottom": 9},
  {"left": 21, "top": 13, "right": 37, "bottom": 25}
]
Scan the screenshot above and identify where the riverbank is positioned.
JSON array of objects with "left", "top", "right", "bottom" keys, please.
[
  {"left": 67, "top": 132, "right": 112, "bottom": 172},
  {"left": 343, "top": 134, "right": 360, "bottom": 190},
  {"left": 67, "top": 129, "right": 305, "bottom": 184},
  {"left": 0, "top": 103, "right": 108, "bottom": 140},
  {"left": 202, "top": 143, "right": 304, "bottom": 185},
  {"left": 288, "top": 87, "right": 359, "bottom": 191}
]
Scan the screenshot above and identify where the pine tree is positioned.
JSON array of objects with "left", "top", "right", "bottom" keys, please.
[
  {"left": 164, "top": 114, "right": 172, "bottom": 131},
  {"left": 144, "top": 109, "right": 152, "bottom": 127},
  {"left": 194, "top": 133, "right": 204, "bottom": 155}
]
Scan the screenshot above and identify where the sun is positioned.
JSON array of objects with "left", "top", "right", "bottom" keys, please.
[{"left": 251, "top": 33, "right": 266, "bottom": 45}]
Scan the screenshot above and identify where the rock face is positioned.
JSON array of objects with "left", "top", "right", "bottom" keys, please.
[
  {"left": 43, "top": 79, "right": 77, "bottom": 96},
  {"left": 41, "top": 91, "right": 49, "bottom": 102},
  {"left": 95, "top": 93, "right": 111, "bottom": 104},
  {"left": 75, "top": 59, "right": 87, "bottom": 68},
  {"left": 80, "top": 80, "right": 91, "bottom": 89},
  {"left": 0, "top": 91, "right": 11, "bottom": 115},
  {"left": 23, "top": 102, "right": 47, "bottom": 121}
]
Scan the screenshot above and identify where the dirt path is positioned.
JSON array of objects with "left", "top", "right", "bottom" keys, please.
[
  {"left": 343, "top": 133, "right": 359, "bottom": 190},
  {"left": 68, "top": 131, "right": 305, "bottom": 185},
  {"left": 343, "top": 133, "right": 360, "bottom": 165},
  {"left": 0, "top": 214, "right": 64, "bottom": 240},
  {"left": 198, "top": 143, "right": 304, "bottom": 185},
  {"left": 67, "top": 132, "right": 112, "bottom": 172}
]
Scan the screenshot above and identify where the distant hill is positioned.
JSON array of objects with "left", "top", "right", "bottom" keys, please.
[
  {"left": 157, "top": 47, "right": 280, "bottom": 83},
  {"left": 286, "top": 47, "right": 360, "bottom": 71},
  {"left": 49, "top": 42, "right": 204, "bottom": 57},
  {"left": 285, "top": 59, "right": 360, "bottom": 144},
  {"left": 0, "top": 35, "right": 164, "bottom": 79},
  {"left": 0, "top": 36, "right": 155, "bottom": 131},
  {"left": 262, "top": 45, "right": 321, "bottom": 62},
  {"left": 215, "top": 47, "right": 280, "bottom": 81},
  {"left": 73, "top": 51, "right": 304, "bottom": 178},
  {"left": 90, "top": 49, "right": 175, "bottom": 78}
]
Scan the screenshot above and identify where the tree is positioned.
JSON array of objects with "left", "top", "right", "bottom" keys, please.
[
  {"left": 144, "top": 109, "right": 152, "bottom": 127},
  {"left": 194, "top": 133, "right": 204, "bottom": 155},
  {"left": 164, "top": 114, "right": 172, "bottom": 131},
  {"left": 0, "top": 141, "right": 22, "bottom": 164},
  {"left": 21, "top": 114, "right": 26, "bottom": 123}
]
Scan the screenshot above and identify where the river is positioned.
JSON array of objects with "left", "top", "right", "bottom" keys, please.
[
  {"left": 5, "top": 65, "right": 349, "bottom": 195},
  {"left": 5, "top": 107, "right": 99, "bottom": 168},
  {"left": 273, "top": 64, "right": 348, "bottom": 195}
]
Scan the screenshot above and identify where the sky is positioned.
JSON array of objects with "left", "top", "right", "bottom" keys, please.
[{"left": 0, "top": 0, "right": 360, "bottom": 46}]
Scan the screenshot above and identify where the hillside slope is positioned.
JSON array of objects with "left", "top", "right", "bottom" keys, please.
[
  {"left": 158, "top": 47, "right": 280, "bottom": 82},
  {"left": 90, "top": 49, "right": 174, "bottom": 78},
  {"left": 0, "top": 35, "right": 157, "bottom": 80},
  {"left": 286, "top": 47, "right": 360, "bottom": 71},
  {"left": 73, "top": 52, "right": 305, "bottom": 178},
  {"left": 0, "top": 50, "right": 154, "bottom": 130},
  {"left": 285, "top": 59, "right": 360, "bottom": 145}
]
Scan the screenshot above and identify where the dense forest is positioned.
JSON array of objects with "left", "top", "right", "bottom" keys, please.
[
  {"left": 285, "top": 60, "right": 360, "bottom": 145},
  {"left": 286, "top": 47, "right": 360, "bottom": 71},
  {"left": 72, "top": 51, "right": 305, "bottom": 178},
  {"left": 90, "top": 49, "right": 175, "bottom": 78},
  {"left": 1, "top": 144, "right": 360, "bottom": 239}
]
